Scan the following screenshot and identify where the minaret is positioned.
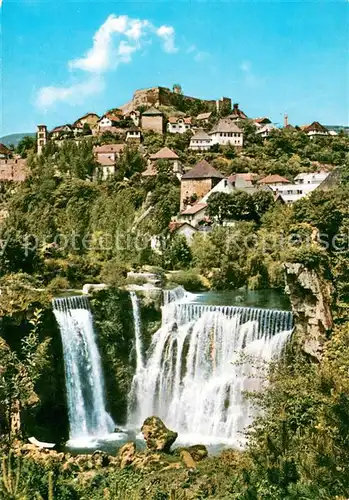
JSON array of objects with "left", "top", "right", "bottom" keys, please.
[
  {"left": 37, "top": 125, "right": 48, "bottom": 154},
  {"left": 284, "top": 113, "right": 288, "bottom": 128}
]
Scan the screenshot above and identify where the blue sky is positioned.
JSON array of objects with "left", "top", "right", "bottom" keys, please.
[{"left": 1, "top": 0, "right": 348, "bottom": 136}]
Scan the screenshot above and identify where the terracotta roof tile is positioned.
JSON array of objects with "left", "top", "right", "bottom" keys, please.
[
  {"left": 228, "top": 173, "right": 259, "bottom": 183},
  {"left": 141, "top": 164, "right": 158, "bottom": 177},
  {"left": 180, "top": 203, "right": 207, "bottom": 215},
  {"left": 0, "top": 144, "right": 11, "bottom": 156},
  {"left": 93, "top": 143, "right": 125, "bottom": 154},
  {"left": 258, "top": 174, "right": 290, "bottom": 184},
  {"left": 96, "top": 157, "right": 115, "bottom": 166},
  {"left": 149, "top": 147, "right": 179, "bottom": 160}
]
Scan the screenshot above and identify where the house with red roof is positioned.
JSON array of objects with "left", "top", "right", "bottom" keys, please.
[
  {"left": 167, "top": 116, "right": 192, "bottom": 134},
  {"left": 258, "top": 174, "right": 290, "bottom": 186},
  {"left": 93, "top": 143, "right": 125, "bottom": 179},
  {"left": 228, "top": 103, "right": 248, "bottom": 121},
  {"left": 146, "top": 147, "right": 181, "bottom": 176},
  {"left": 0, "top": 143, "right": 12, "bottom": 159},
  {"left": 179, "top": 203, "right": 208, "bottom": 227}
]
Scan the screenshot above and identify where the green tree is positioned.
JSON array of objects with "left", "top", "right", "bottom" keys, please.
[
  {"left": 207, "top": 192, "right": 235, "bottom": 223},
  {"left": 16, "top": 136, "right": 36, "bottom": 158},
  {"left": 163, "top": 235, "right": 192, "bottom": 269}
]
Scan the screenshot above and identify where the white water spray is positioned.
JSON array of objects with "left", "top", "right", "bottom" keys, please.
[
  {"left": 129, "top": 287, "right": 293, "bottom": 446},
  {"left": 53, "top": 296, "right": 114, "bottom": 441}
]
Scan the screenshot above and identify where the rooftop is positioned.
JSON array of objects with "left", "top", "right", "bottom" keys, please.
[
  {"left": 0, "top": 143, "right": 11, "bottom": 155},
  {"left": 169, "top": 221, "right": 198, "bottom": 232},
  {"left": 196, "top": 112, "right": 212, "bottom": 120},
  {"left": 180, "top": 203, "right": 207, "bottom": 215},
  {"left": 149, "top": 147, "right": 179, "bottom": 160},
  {"left": 96, "top": 157, "right": 115, "bottom": 166},
  {"left": 93, "top": 143, "right": 125, "bottom": 154},
  {"left": 182, "top": 160, "right": 224, "bottom": 180},
  {"left": 228, "top": 173, "right": 259, "bottom": 183},
  {"left": 141, "top": 164, "right": 158, "bottom": 177},
  {"left": 142, "top": 106, "right": 163, "bottom": 116},
  {"left": 209, "top": 119, "right": 243, "bottom": 134},
  {"left": 190, "top": 129, "right": 211, "bottom": 140},
  {"left": 228, "top": 103, "right": 248, "bottom": 120},
  {"left": 168, "top": 116, "right": 192, "bottom": 124},
  {"left": 258, "top": 174, "right": 290, "bottom": 185}
]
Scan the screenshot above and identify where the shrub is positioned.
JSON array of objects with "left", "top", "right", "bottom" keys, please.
[{"left": 168, "top": 269, "right": 208, "bottom": 292}]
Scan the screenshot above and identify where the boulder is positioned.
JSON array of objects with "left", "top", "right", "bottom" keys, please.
[
  {"left": 82, "top": 283, "right": 107, "bottom": 295},
  {"left": 180, "top": 450, "right": 197, "bottom": 469},
  {"left": 185, "top": 445, "right": 208, "bottom": 462},
  {"left": 118, "top": 442, "right": 136, "bottom": 469},
  {"left": 141, "top": 416, "right": 178, "bottom": 452}
]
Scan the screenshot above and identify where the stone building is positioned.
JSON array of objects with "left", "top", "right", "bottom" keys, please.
[
  {"left": 180, "top": 160, "right": 223, "bottom": 209},
  {"left": 141, "top": 107, "right": 164, "bottom": 134},
  {"left": 37, "top": 125, "right": 48, "bottom": 154}
]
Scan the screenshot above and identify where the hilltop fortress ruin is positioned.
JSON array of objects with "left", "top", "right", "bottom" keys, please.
[{"left": 120, "top": 86, "right": 231, "bottom": 115}]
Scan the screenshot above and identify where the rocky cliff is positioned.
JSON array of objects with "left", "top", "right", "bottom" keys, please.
[{"left": 284, "top": 262, "right": 333, "bottom": 360}]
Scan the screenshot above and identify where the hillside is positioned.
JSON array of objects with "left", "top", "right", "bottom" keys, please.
[{"left": 0, "top": 132, "right": 36, "bottom": 146}]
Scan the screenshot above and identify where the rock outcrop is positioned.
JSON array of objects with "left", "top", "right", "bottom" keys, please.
[
  {"left": 118, "top": 442, "right": 136, "bottom": 469},
  {"left": 141, "top": 416, "right": 178, "bottom": 452},
  {"left": 284, "top": 262, "right": 333, "bottom": 360},
  {"left": 180, "top": 450, "right": 197, "bottom": 469},
  {"left": 177, "top": 445, "right": 208, "bottom": 462}
]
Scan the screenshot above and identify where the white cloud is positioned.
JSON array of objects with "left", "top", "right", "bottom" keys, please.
[
  {"left": 156, "top": 25, "right": 178, "bottom": 53},
  {"left": 69, "top": 15, "right": 139, "bottom": 72},
  {"left": 36, "top": 77, "right": 105, "bottom": 110},
  {"left": 36, "top": 14, "right": 177, "bottom": 109}
]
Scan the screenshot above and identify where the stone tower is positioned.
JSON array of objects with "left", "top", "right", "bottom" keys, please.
[{"left": 37, "top": 125, "right": 48, "bottom": 154}]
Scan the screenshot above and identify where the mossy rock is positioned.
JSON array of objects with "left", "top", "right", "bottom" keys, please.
[{"left": 141, "top": 416, "right": 178, "bottom": 453}]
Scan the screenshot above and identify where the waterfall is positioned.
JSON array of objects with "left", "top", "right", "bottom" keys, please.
[
  {"left": 128, "top": 292, "right": 144, "bottom": 426},
  {"left": 130, "top": 292, "right": 144, "bottom": 371},
  {"left": 53, "top": 296, "right": 114, "bottom": 440},
  {"left": 129, "top": 286, "right": 293, "bottom": 446}
]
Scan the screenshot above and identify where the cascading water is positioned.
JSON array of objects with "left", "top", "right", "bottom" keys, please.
[
  {"left": 130, "top": 292, "right": 144, "bottom": 371},
  {"left": 129, "top": 286, "right": 293, "bottom": 446},
  {"left": 53, "top": 296, "right": 114, "bottom": 441},
  {"left": 128, "top": 292, "right": 144, "bottom": 426}
]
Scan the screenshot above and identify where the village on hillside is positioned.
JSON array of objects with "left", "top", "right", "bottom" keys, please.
[{"left": 0, "top": 85, "right": 345, "bottom": 240}]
